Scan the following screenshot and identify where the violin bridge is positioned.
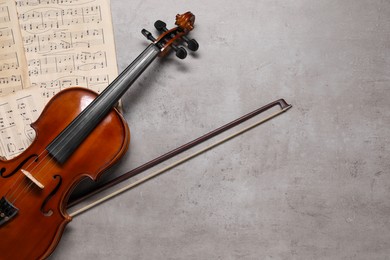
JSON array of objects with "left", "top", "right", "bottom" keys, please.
[{"left": 21, "top": 169, "right": 45, "bottom": 189}]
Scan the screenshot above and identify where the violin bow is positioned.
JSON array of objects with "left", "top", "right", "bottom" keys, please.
[{"left": 68, "top": 98, "right": 292, "bottom": 217}]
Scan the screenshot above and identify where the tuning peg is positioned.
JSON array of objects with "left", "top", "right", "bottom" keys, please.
[
  {"left": 154, "top": 20, "right": 167, "bottom": 32},
  {"left": 182, "top": 36, "right": 199, "bottom": 51},
  {"left": 141, "top": 29, "right": 157, "bottom": 41},
  {"left": 171, "top": 45, "right": 187, "bottom": 59},
  {"left": 142, "top": 29, "right": 167, "bottom": 49},
  {"left": 154, "top": 20, "right": 199, "bottom": 52}
]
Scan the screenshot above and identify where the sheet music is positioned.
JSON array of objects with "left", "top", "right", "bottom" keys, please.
[
  {"left": 16, "top": 0, "right": 118, "bottom": 100},
  {"left": 0, "top": 0, "right": 118, "bottom": 159},
  {"left": 0, "top": 0, "right": 30, "bottom": 95}
]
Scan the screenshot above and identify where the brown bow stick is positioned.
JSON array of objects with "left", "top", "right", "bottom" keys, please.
[{"left": 68, "top": 99, "right": 292, "bottom": 217}]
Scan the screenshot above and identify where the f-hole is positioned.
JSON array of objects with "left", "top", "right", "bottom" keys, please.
[
  {"left": 0, "top": 154, "right": 39, "bottom": 178},
  {"left": 41, "top": 175, "right": 62, "bottom": 217}
]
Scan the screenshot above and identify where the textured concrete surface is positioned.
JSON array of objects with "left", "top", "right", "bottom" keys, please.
[{"left": 50, "top": 0, "right": 390, "bottom": 259}]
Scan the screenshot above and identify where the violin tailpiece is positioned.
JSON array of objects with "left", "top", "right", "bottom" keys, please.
[{"left": 0, "top": 197, "right": 18, "bottom": 226}]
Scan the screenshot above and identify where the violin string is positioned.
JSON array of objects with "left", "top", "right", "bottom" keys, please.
[
  {"left": 10, "top": 135, "right": 78, "bottom": 203},
  {"left": 6, "top": 150, "right": 51, "bottom": 202},
  {"left": 9, "top": 160, "right": 52, "bottom": 203},
  {"left": 69, "top": 106, "right": 291, "bottom": 217},
  {"left": 7, "top": 150, "right": 53, "bottom": 203}
]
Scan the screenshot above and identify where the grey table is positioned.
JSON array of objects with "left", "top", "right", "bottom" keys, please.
[{"left": 50, "top": 0, "right": 390, "bottom": 259}]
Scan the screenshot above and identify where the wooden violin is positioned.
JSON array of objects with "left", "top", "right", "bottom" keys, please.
[{"left": 0, "top": 12, "right": 198, "bottom": 259}]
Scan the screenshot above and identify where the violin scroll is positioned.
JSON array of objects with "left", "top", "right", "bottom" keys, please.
[
  {"left": 175, "top": 12, "right": 195, "bottom": 32},
  {"left": 142, "top": 11, "right": 199, "bottom": 59}
]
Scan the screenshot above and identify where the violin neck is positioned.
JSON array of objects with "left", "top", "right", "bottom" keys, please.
[
  {"left": 96, "top": 44, "right": 160, "bottom": 110},
  {"left": 47, "top": 44, "right": 160, "bottom": 164}
]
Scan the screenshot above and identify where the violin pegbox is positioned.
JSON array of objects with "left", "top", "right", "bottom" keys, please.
[{"left": 141, "top": 12, "right": 199, "bottom": 59}]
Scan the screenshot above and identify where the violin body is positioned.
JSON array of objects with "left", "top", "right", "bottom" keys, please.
[{"left": 0, "top": 88, "right": 130, "bottom": 259}]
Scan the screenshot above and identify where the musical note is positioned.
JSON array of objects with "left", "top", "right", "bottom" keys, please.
[
  {"left": 0, "top": 5, "right": 11, "bottom": 23},
  {"left": 23, "top": 29, "right": 105, "bottom": 53},
  {"left": 19, "top": 6, "right": 102, "bottom": 34},
  {"left": 0, "top": 28, "right": 15, "bottom": 49},
  {"left": 0, "top": 52, "right": 20, "bottom": 72},
  {"left": 30, "top": 74, "right": 110, "bottom": 98},
  {"left": 15, "top": 0, "right": 96, "bottom": 8},
  {"left": 0, "top": 75, "right": 23, "bottom": 95},
  {"left": 16, "top": 94, "right": 40, "bottom": 141},
  {"left": 27, "top": 51, "right": 107, "bottom": 76},
  {"left": 0, "top": 91, "right": 43, "bottom": 157}
]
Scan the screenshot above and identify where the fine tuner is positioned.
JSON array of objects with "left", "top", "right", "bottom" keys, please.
[{"left": 142, "top": 13, "right": 199, "bottom": 59}]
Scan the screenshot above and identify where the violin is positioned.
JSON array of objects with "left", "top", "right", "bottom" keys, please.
[{"left": 0, "top": 12, "right": 198, "bottom": 259}]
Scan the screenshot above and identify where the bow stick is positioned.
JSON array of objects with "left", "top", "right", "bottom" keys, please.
[{"left": 68, "top": 98, "right": 292, "bottom": 217}]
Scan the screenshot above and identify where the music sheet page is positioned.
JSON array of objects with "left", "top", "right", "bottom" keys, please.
[
  {"left": 16, "top": 0, "right": 118, "bottom": 99},
  {"left": 0, "top": 0, "right": 118, "bottom": 158},
  {"left": 0, "top": 0, "right": 30, "bottom": 95}
]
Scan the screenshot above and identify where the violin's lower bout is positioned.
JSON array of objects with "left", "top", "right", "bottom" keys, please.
[{"left": 0, "top": 88, "right": 130, "bottom": 260}]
